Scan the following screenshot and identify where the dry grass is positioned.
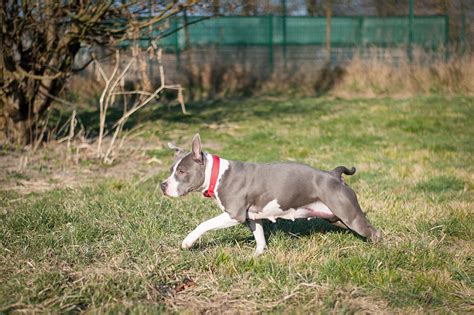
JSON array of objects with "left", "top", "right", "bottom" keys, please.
[
  {"left": 184, "top": 54, "right": 474, "bottom": 99},
  {"left": 334, "top": 50, "right": 474, "bottom": 97},
  {"left": 0, "top": 136, "right": 164, "bottom": 194},
  {"left": 67, "top": 49, "right": 474, "bottom": 103}
]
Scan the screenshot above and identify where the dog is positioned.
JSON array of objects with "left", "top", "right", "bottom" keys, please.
[{"left": 161, "top": 134, "right": 382, "bottom": 256}]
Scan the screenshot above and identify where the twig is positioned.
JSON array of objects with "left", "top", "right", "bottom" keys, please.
[
  {"left": 96, "top": 50, "right": 121, "bottom": 156},
  {"left": 67, "top": 110, "right": 77, "bottom": 159},
  {"left": 112, "top": 91, "right": 154, "bottom": 96},
  {"left": 16, "top": 66, "right": 63, "bottom": 81},
  {"left": 96, "top": 47, "right": 186, "bottom": 164},
  {"left": 31, "top": 112, "right": 50, "bottom": 153},
  {"left": 42, "top": 91, "right": 81, "bottom": 108}
]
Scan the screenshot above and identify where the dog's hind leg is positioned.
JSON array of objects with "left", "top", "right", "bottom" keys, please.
[
  {"left": 330, "top": 220, "right": 349, "bottom": 229},
  {"left": 322, "top": 184, "right": 382, "bottom": 243}
]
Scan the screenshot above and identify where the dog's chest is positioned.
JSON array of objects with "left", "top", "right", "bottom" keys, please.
[{"left": 212, "top": 158, "right": 230, "bottom": 211}]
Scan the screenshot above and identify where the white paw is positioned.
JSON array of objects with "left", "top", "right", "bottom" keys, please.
[
  {"left": 181, "top": 240, "right": 193, "bottom": 249},
  {"left": 253, "top": 247, "right": 266, "bottom": 257},
  {"left": 181, "top": 234, "right": 197, "bottom": 249}
]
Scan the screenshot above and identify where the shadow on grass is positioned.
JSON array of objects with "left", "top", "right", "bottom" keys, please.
[
  {"left": 189, "top": 218, "right": 358, "bottom": 251},
  {"left": 51, "top": 96, "right": 335, "bottom": 138},
  {"left": 264, "top": 218, "right": 366, "bottom": 243}
]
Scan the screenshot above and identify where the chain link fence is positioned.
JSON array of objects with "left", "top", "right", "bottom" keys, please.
[
  {"left": 146, "top": 15, "right": 450, "bottom": 71},
  {"left": 77, "top": 1, "right": 472, "bottom": 99}
]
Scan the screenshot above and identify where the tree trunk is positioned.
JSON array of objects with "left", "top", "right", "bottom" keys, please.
[
  {"left": 0, "top": 69, "right": 68, "bottom": 145},
  {"left": 0, "top": 45, "right": 34, "bottom": 144},
  {"left": 1, "top": 80, "right": 32, "bottom": 145},
  {"left": 0, "top": 50, "right": 74, "bottom": 144}
]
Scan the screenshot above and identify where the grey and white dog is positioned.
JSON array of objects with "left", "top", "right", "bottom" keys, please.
[{"left": 161, "top": 134, "right": 381, "bottom": 256}]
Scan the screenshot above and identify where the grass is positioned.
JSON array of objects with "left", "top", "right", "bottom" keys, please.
[{"left": 1, "top": 95, "right": 473, "bottom": 313}]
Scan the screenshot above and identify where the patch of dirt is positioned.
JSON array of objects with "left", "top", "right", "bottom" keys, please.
[{"left": 0, "top": 137, "right": 169, "bottom": 194}]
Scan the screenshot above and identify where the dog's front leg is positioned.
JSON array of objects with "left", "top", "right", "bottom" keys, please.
[
  {"left": 248, "top": 219, "right": 266, "bottom": 257},
  {"left": 181, "top": 212, "right": 240, "bottom": 249}
]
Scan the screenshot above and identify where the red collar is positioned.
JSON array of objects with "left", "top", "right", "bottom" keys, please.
[{"left": 203, "top": 155, "right": 220, "bottom": 198}]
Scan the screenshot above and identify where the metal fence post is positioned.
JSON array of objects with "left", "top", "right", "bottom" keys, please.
[
  {"left": 268, "top": 15, "right": 274, "bottom": 72},
  {"left": 358, "top": 16, "right": 364, "bottom": 57},
  {"left": 174, "top": 18, "right": 180, "bottom": 70},
  {"left": 461, "top": 11, "right": 465, "bottom": 55},
  {"left": 147, "top": 7, "right": 154, "bottom": 79},
  {"left": 444, "top": 15, "right": 450, "bottom": 61},
  {"left": 282, "top": 0, "right": 287, "bottom": 69},
  {"left": 325, "top": 1, "right": 332, "bottom": 62},
  {"left": 408, "top": 0, "right": 414, "bottom": 62}
]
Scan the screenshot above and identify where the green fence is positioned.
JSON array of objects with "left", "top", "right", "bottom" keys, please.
[
  {"left": 117, "top": 15, "right": 449, "bottom": 72},
  {"left": 144, "top": 15, "right": 448, "bottom": 50}
]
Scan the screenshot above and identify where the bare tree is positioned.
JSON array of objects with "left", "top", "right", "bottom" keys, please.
[{"left": 0, "top": 0, "right": 198, "bottom": 145}]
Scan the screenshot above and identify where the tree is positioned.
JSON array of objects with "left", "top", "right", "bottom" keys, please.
[
  {"left": 306, "top": 0, "right": 324, "bottom": 16},
  {"left": 0, "top": 0, "right": 198, "bottom": 145}
]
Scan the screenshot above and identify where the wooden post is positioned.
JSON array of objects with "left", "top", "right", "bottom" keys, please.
[
  {"left": 174, "top": 18, "right": 180, "bottom": 70},
  {"left": 268, "top": 15, "right": 274, "bottom": 72},
  {"left": 408, "top": 0, "right": 414, "bottom": 61},
  {"left": 358, "top": 16, "right": 364, "bottom": 56},
  {"left": 444, "top": 15, "right": 450, "bottom": 61},
  {"left": 461, "top": 7, "right": 465, "bottom": 55},
  {"left": 282, "top": 0, "right": 287, "bottom": 69},
  {"left": 325, "top": 0, "right": 332, "bottom": 62}
]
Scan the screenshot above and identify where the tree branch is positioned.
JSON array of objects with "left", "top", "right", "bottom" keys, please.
[{"left": 16, "top": 66, "right": 63, "bottom": 81}]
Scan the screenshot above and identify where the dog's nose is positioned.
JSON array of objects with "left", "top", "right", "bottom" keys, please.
[{"left": 160, "top": 181, "right": 167, "bottom": 192}]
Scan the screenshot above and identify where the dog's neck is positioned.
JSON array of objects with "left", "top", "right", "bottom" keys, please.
[
  {"left": 200, "top": 153, "right": 214, "bottom": 193},
  {"left": 200, "top": 153, "right": 230, "bottom": 198}
]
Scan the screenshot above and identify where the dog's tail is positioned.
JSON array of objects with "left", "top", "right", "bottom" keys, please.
[{"left": 331, "top": 166, "right": 356, "bottom": 181}]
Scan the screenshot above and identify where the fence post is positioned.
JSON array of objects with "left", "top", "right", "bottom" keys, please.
[
  {"left": 325, "top": 1, "right": 332, "bottom": 62},
  {"left": 282, "top": 0, "right": 287, "bottom": 69},
  {"left": 444, "top": 15, "right": 450, "bottom": 61},
  {"left": 408, "top": 0, "right": 414, "bottom": 62},
  {"left": 461, "top": 11, "right": 465, "bottom": 55},
  {"left": 358, "top": 16, "right": 364, "bottom": 57},
  {"left": 147, "top": 8, "right": 153, "bottom": 79},
  {"left": 174, "top": 18, "right": 180, "bottom": 70},
  {"left": 268, "top": 15, "right": 274, "bottom": 72}
]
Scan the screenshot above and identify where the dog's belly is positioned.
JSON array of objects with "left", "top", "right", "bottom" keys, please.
[{"left": 247, "top": 199, "right": 336, "bottom": 223}]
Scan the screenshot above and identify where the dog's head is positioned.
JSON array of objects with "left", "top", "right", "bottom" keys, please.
[{"left": 160, "top": 134, "right": 206, "bottom": 197}]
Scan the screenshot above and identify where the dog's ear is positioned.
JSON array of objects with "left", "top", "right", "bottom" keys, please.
[
  {"left": 191, "top": 133, "right": 203, "bottom": 163},
  {"left": 167, "top": 142, "right": 185, "bottom": 156}
]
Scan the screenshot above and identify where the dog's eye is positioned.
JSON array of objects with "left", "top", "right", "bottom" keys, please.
[{"left": 177, "top": 169, "right": 186, "bottom": 175}]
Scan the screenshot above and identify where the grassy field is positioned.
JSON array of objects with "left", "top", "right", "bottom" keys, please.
[{"left": 1, "top": 95, "right": 473, "bottom": 313}]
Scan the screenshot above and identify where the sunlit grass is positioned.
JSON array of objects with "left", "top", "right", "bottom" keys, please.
[{"left": 1, "top": 95, "right": 473, "bottom": 313}]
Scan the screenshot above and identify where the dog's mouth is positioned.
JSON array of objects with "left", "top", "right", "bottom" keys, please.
[
  {"left": 161, "top": 183, "right": 198, "bottom": 197},
  {"left": 163, "top": 189, "right": 190, "bottom": 198},
  {"left": 182, "top": 187, "right": 194, "bottom": 196}
]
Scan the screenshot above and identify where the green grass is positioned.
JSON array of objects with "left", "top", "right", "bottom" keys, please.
[{"left": 1, "top": 95, "right": 473, "bottom": 313}]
